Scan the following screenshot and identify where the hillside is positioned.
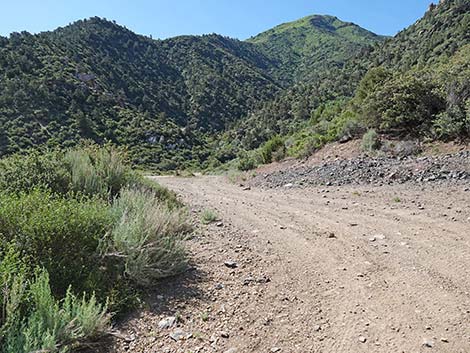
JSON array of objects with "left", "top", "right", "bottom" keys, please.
[
  {"left": 0, "top": 18, "right": 280, "bottom": 169},
  {"left": 352, "top": 0, "right": 470, "bottom": 139},
  {"left": 234, "top": 0, "right": 469, "bottom": 166},
  {"left": 372, "top": 0, "right": 469, "bottom": 69},
  {"left": 248, "top": 14, "right": 384, "bottom": 84},
  {"left": 0, "top": 16, "right": 383, "bottom": 170},
  {"left": 0, "top": 1, "right": 469, "bottom": 171}
]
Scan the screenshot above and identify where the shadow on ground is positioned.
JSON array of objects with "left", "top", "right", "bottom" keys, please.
[{"left": 82, "top": 264, "right": 208, "bottom": 353}]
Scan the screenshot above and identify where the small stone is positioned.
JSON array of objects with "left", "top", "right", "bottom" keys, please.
[
  {"left": 214, "top": 283, "right": 225, "bottom": 290},
  {"left": 169, "top": 329, "right": 192, "bottom": 341},
  {"left": 216, "top": 222, "right": 224, "bottom": 227},
  {"left": 313, "top": 325, "right": 321, "bottom": 332},
  {"left": 422, "top": 339, "right": 434, "bottom": 348},
  {"left": 158, "top": 316, "right": 176, "bottom": 329},
  {"left": 224, "top": 261, "right": 238, "bottom": 269},
  {"left": 224, "top": 348, "right": 238, "bottom": 353},
  {"left": 358, "top": 336, "right": 367, "bottom": 343},
  {"left": 243, "top": 276, "right": 255, "bottom": 285},
  {"left": 256, "top": 275, "right": 271, "bottom": 284},
  {"left": 220, "top": 331, "right": 230, "bottom": 338},
  {"left": 271, "top": 348, "right": 281, "bottom": 353},
  {"left": 327, "top": 232, "right": 336, "bottom": 239},
  {"left": 440, "top": 337, "right": 449, "bottom": 343}
]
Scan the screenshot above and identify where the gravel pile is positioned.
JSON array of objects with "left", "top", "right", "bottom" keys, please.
[{"left": 251, "top": 151, "right": 470, "bottom": 188}]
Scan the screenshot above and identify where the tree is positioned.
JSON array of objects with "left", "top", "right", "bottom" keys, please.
[{"left": 360, "top": 73, "right": 445, "bottom": 135}]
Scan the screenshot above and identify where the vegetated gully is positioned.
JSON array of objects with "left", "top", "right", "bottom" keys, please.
[{"left": 154, "top": 175, "right": 470, "bottom": 353}]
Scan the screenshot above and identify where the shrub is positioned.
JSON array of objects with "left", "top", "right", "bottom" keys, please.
[
  {"left": 3, "top": 269, "right": 109, "bottom": 353},
  {"left": 237, "top": 151, "right": 258, "bottom": 171},
  {"left": 0, "top": 190, "right": 114, "bottom": 296},
  {"left": 130, "top": 176, "right": 182, "bottom": 209},
  {"left": 64, "top": 146, "right": 135, "bottom": 199},
  {"left": 201, "top": 209, "right": 218, "bottom": 225},
  {"left": 260, "top": 136, "right": 285, "bottom": 164},
  {"left": 433, "top": 107, "right": 470, "bottom": 140},
  {"left": 106, "top": 187, "right": 189, "bottom": 286},
  {"left": 334, "top": 111, "right": 364, "bottom": 140},
  {"left": 362, "top": 129, "right": 381, "bottom": 152},
  {"left": 0, "top": 146, "right": 138, "bottom": 199},
  {"left": 0, "top": 150, "right": 70, "bottom": 194},
  {"left": 0, "top": 246, "right": 29, "bottom": 335},
  {"left": 288, "top": 132, "right": 328, "bottom": 159},
  {"left": 359, "top": 73, "right": 446, "bottom": 135}
]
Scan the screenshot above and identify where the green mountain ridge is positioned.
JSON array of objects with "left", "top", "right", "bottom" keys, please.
[
  {"left": 248, "top": 14, "right": 385, "bottom": 83},
  {"left": 0, "top": 14, "right": 381, "bottom": 169},
  {"left": 0, "top": 1, "right": 468, "bottom": 170}
]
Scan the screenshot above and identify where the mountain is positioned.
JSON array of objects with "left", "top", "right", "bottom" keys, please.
[
  {"left": 228, "top": 16, "right": 384, "bottom": 150},
  {"left": 263, "top": 0, "right": 470, "bottom": 161},
  {"left": 248, "top": 14, "right": 384, "bottom": 84},
  {"left": 1, "top": 2, "right": 468, "bottom": 171},
  {"left": 372, "top": 0, "right": 469, "bottom": 69},
  {"left": 0, "top": 15, "right": 381, "bottom": 169},
  {"left": 0, "top": 17, "right": 280, "bottom": 169}
]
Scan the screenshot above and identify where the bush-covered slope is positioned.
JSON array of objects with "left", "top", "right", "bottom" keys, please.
[
  {"left": 354, "top": 0, "right": 470, "bottom": 139},
  {"left": 229, "top": 0, "right": 470, "bottom": 168},
  {"left": 248, "top": 14, "right": 384, "bottom": 84},
  {"left": 1, "top": 2, "right": 468, "bottom": 171},
  {"left": 372, "top": 0, "right": 469, "bottom": 69},
  {"left": 0, "top": 15, "right": 384, "bottom": 169},
  {"left": 0, "top": 17, "right": 280, "bottom": 169}
]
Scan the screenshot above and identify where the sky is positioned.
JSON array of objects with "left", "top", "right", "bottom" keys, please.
[{"left": 0, "top": 0, "right": 436, "bottom": 39}]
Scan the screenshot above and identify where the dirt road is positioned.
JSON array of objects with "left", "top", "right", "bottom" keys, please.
[{"left": 117, "top": 176, "right": 470, "bottom": 353}]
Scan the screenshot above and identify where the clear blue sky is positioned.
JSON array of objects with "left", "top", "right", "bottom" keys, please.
[{"left": 0, "top": 0, "right": 436, "bottom": 39}]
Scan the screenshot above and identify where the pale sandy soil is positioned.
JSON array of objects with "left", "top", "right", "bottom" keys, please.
[{"left": 112, "top": 175, "right": 470, "bottom": 353}]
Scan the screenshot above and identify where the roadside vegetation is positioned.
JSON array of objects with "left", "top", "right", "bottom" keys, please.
[
  {"left": 232, "top": 44, "right": 470, "bottom": 171},
  {"left": 0, "top": 145, "right": 190, "bottom": 352},
  {"left": 200, "top": 209, "right": 219, "bottom": 225}
]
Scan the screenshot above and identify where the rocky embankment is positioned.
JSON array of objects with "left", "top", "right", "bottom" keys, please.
[{"left": 250, "top": 151, "right": 470, "bottom": 188}]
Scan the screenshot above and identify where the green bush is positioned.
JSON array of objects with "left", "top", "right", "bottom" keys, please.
[
  {"left": 287, "top": 131, "right": 329, "bottom": 159},
  {"left": 359, "top": 72, "right": 446, "bottom": 135},
  {"left": 333, "top": 111, "right": 364, "bottom": 140},
  {"left": 64, "top": 145, "right": 135, "bottom": 199},
  {"left": 3, "top": 269, "right": 109, "bottom": 353},
  {"left": 0, "top": 146, "right": 139, "bottom": 199},
  {"left": 0, "top": 151, "right": 70, "bottom": 194},
  {"left": 0, "top": 190, "right": 114, "bottom": 297},
  {"left": 237, "top": 151, "right": 258, "bottom": 171},
  {"left": 260, "top": 136, "right": 285, "bottom": 164},
  {"left": 106, "top": 187, "right": 189, "bottom": 286},
  {"left": 201, "top": 209, "right": 218, "bottom": 225},
  {"left": 0, "top": 246, "right": 29, "bottom": 335},
  {"left": 361, "top": 129, "right": 381, "bottom": 152},
  {"left": 130, "top": 176, "right": 182, "bottom": 209},
  {"left": 432, "top": 45, "right": 470, "bottom": 139}
]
